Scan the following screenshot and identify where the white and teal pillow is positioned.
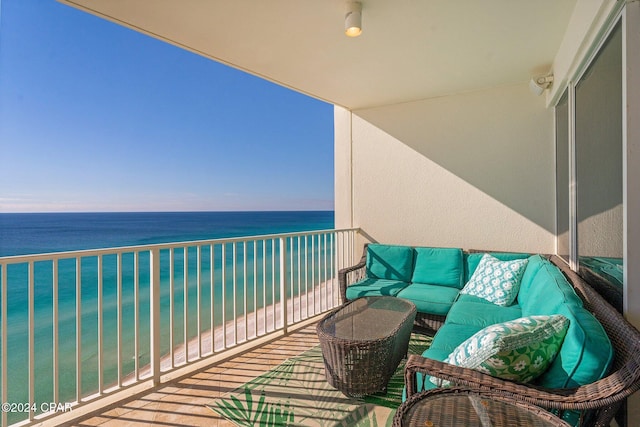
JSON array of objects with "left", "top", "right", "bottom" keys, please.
[
  {"left": 460, "top": 254, "right": 528, "bottom": 306},
  {"left": 430, "top": 315, "right": 569, "bottom": 387}
]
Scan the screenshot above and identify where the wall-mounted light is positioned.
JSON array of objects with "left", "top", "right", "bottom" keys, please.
[
  {"left": 345, "top": 1, "right": 362, "bottom": 37},
  {"left": 529, "top": 75, "right": 554, "bottom": 96}
]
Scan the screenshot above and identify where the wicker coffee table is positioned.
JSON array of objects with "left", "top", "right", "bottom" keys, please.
[
  {"left": 316, "top": 296, "right": 416, "bottom": 396},
  {"left": 393, "top": 388, "right": 571, "bottom": 427}
]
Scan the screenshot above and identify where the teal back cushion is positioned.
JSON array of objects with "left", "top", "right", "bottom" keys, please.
[
  {"left": 517, "top": 255, "right": 549, "bottom": 304},
  {"left": 536, "top": 303, "right": 613, "bottom": 388},
  {"left": 366, "top": 244, "right": 414, "bottom": 282},
  {"left": 521, "top": 262, "right": 584, "bottom": 315},
  {"left": 463, "top": 252, "right": 530, "bottom": 283},
  {"left": 345, "top": 278, "right": 409, "bottom": 300},
  {"left": 521, "top": 262, "right": 613, "bottom": 389},
  {"left": 411, "top": 247, "right": 463, "bottom": 288}
]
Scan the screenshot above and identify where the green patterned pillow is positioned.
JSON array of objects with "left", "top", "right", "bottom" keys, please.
[
  {"left": 460, "top": 254, "right": 528, "bottom": 306},
  {"left": 431, "top": 315, "right": 569, "bottom": 387}
]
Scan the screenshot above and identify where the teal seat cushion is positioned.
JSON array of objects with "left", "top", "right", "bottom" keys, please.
[
  {"left": 428, "top": 323, "right": 485, "bottom": 355},
  {"left": 366, "top": 244, "right": 414, "bottom": 282},
  {"left": 411, "top": 247, "right": 463, "bottom": 288},
  {"left": 446, "top": 295, "right": 522, "bottom": 328},
  {"left": 396, "top": 283, "right": 459, "bottom": 316},
  {"left": 417, "top": 325, "right": 479, "bottom": 395},
  {"left": 421, "top": 347, "right": 450, "bottom": 363},
  {"left": 345, "top": 278, "right": 408, "bottom": 300},
  {"left": 464, "top": 252, "right": 530, "bottom": 283}
]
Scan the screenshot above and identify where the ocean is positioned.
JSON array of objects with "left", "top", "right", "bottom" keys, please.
[
  {"left": 0, "top": 211, "right": 334, "bottom": 424},
  {"left": 0, "top": 211, "right": 334, "bottom": 257}
]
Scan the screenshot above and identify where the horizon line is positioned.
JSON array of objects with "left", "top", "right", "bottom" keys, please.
[{"left": 0, "top": 209, "right": 336, "bottom": 215}]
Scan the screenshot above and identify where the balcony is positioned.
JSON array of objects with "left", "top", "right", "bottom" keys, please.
[{"left": 0, "top": 228, "right": 358, "bottom": 426}]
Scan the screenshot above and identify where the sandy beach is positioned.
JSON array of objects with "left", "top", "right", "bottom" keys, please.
[{"left": 120, "top": 279, "right": 340, "bottom": 385}]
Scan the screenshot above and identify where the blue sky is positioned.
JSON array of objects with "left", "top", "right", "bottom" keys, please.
[{"left": 0, "top": 0, "right": 334, "bottom": 213}]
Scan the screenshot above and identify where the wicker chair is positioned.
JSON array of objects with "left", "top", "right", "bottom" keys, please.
[{"left": 403, "top": 255, "right": 640, "bottom": 427}]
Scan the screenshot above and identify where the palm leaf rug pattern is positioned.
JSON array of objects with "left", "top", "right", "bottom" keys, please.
[{"left": 208, "top": 334, "right": 431, "bottom": 427}]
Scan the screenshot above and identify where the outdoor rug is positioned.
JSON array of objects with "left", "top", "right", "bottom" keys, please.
[{"left": 207, "top": 334, "right": 431, "bottom": 427}]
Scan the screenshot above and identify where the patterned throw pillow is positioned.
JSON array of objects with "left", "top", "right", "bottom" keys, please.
[
  {"left": 430, "top": 315, "right": 569, "bottom": 387},
  {"left": 460, "top": 254, "right": 529, "bottom": 306}
]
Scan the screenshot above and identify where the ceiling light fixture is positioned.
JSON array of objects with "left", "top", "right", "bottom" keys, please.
[
  {"left": 345, "top": 1, "right": 362, "bottom": 37},
  {"left": 529, "top": 75, "right": 554, "bottom": 96}
]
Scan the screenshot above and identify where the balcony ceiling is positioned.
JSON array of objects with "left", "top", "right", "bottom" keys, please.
[{"left": 60, "top": 0, "right": 577, "bottom": 110}]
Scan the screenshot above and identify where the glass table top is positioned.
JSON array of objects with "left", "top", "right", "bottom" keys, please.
[{"left": 318, "top": 296, "right": 416, "bottom": 341}]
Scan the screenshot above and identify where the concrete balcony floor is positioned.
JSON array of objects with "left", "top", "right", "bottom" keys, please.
[{"left": 72, "top": 324, "right": 320, "bottom": 427}]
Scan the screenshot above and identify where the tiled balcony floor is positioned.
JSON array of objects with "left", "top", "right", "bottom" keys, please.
[
  {"left": 71, "top": 324, "right": 320, "bottom": 427},
  {"left": 47, "top": 322, "right": 625, "bottom": 427}
]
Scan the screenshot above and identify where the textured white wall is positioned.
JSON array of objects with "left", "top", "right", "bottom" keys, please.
[
  {"left": 335, "top": 83, "right": 555, "bottom": 253},
  {"left": 334, "top": 107, "right": 353, "bottom": 229}
]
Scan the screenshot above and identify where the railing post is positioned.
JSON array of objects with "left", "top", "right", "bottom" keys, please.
[
  {"left": 28, "top": 262, "right": 35, "bottom": 421},
  {"left": 279, "top": 237, "right": 288, "bottom": 333},
  {"left": 76, "top": 258, "right": 82, "bottom": 403},
  {"left": 150, "top": 248, "right": 161, "bottom": 386}
]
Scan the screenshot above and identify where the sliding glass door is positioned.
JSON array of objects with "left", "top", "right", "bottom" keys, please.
[
  {"left": 575, "top": 22, "right": 623, "bottom": 281},
  {"left": 555, "top": 20, "right": 623, "bottom": 301}
]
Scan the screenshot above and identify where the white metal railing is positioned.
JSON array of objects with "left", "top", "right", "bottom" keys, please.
[{"left": 0, "top": 228, "right": 359, "bottom": 426}]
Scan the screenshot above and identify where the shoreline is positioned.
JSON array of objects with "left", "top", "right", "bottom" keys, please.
[{"left": 119, "top": 279, "right": 340, "bottom": 385}]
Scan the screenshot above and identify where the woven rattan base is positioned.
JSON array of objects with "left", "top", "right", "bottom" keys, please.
[{"left": 316, "top": 296, "right": 416, "bottom": 396}]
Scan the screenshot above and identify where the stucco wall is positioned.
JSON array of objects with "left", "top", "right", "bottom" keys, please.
[{"left": 335, "top": 83, "right": 555, "bottom": 254}]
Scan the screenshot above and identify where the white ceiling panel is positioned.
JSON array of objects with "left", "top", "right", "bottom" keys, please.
[{"left": 59, "top": 0, "right": 577, "bottom": 110}]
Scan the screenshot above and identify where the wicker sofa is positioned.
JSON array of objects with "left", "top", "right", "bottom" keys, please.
[
  {"left": 339, "top": 244, "right": 640, "bottom": 426},
  {"left": 340, "top": 244, "right": 536, "bottom": 333}
]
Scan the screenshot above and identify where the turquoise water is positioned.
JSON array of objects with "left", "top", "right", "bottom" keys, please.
[{"left": 0, "top": 211, "right": 334, "bottom": 424}]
